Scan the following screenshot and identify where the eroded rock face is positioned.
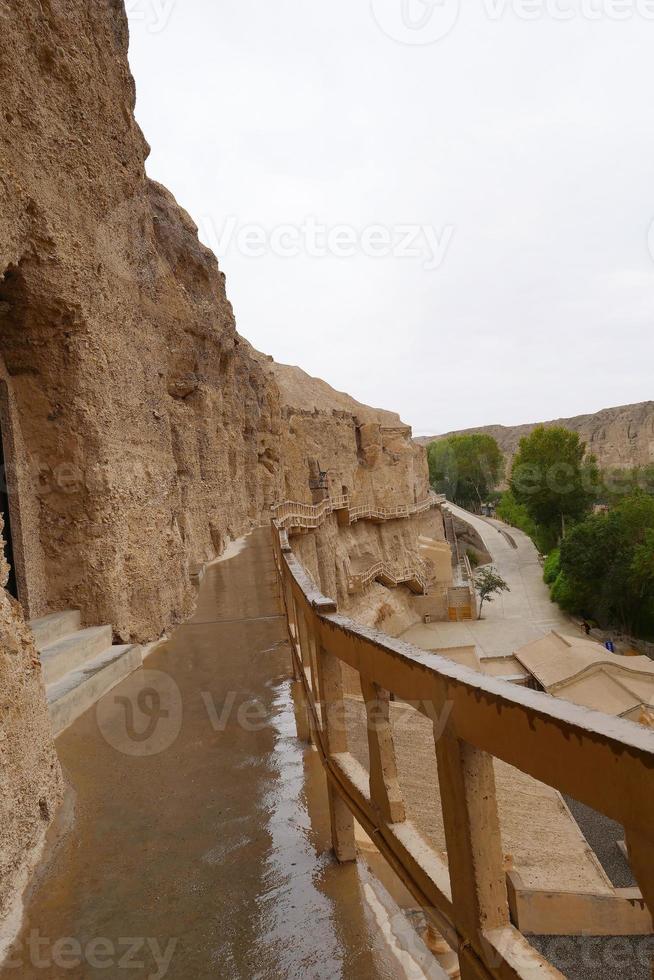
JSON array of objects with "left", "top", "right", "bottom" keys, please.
[
  {"left": 0, "top": 0, "right": 434, "bottom": 922},
  {"left": 0, "top": 3, "right": 286, "bottom": 643},
  {"left": 0, "top": 512, "right": 63, "bottom": 926}
]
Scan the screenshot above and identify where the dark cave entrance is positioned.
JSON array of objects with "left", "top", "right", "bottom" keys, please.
[{"left": 0, "top": 414, "right": 18, "bottom": 599}]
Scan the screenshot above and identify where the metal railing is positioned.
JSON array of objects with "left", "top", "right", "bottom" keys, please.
[{"left": 271, "top": 518, "right": 654, "bottom": 979}]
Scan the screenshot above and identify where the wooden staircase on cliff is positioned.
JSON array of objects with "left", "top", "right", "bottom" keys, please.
[{"left": 29, "top": 610, "right": 143, "bottom": 735}]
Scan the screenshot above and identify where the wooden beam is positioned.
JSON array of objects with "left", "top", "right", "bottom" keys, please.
[{"left": 360, "top": 676, "right": 406, "bottom": 825}]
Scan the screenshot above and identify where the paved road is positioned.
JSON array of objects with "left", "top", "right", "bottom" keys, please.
[
  {"left": 449, "top": 504, "right": 568, "bottom": 629},
  {"left": 402, "top": 503, "right": 573, "bottom": 659}
]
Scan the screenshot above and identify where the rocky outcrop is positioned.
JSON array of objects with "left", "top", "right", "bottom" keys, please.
[
  {"left": 259, "top": 357, "right": 404, "bottom": 425},
  {"left": 419, "top": 401, "right": 654, "bottom": 473},
  {"left": 0, "top": 512, "right": 63, "bottom": 930},
  {"left": 0, "top": 3, "right": 285, "bottom": 643},
  {"left": 0, "top": 0, "right": 440, "bottom": 926},
  {"left": 263, "top": 358, "right": 446, "bottom": 632}
]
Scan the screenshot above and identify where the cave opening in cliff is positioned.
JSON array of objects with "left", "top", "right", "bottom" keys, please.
[
  {"left": 0, "top": 257, "right": 60, "bottom": 614},
  {"left": 0, "top": 412, "right": 18, "bottom": 599}
]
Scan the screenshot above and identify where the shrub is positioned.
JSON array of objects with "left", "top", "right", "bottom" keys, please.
[
  {"left": 550, "top": 570, "right": 578, "bottom": 612},
  {"left": 542, "top": 548, "right": 561, "bottom": 585},
  {"left": 497, "top": 490, "right": 557, "bottom": 553},
  {"left": 466, "top": 549, "right": 480, "bottom": 569}
]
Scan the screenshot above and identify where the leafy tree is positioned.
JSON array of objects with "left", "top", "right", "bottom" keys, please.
[
  {"left": 557, "top": 491, "right": 654, "bottom": 637},
  {"left": 632, "top": 528, "right": 654, "bottom": 593},
  {"left": 474, "top": 566, "right": 510, "bottom": 619},
  {"left": 427, "top": 434, "right": 503, "bottom": 510},
  {"left": 598, "top": 464, "right": 654, "bottom": 505},
  {"left": 510, "top": 426, "right": 598, "bottom": 545},
  {"left": 427, "top": 439, "right": 459, "bottom": 501},
  {"left": 550, "top": 570, "right": 578, "bottom": 612},
  {"left": 542, "top": 548, "right": 560, "bottom": 585},
  {"left": 496, "top": 489, "right": 550, "bottom": 552}
]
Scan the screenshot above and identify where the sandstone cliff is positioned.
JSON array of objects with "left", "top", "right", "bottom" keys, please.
[
  {"left": 257, "top": 355, "right": 403, "bottom": 425},
  {"left": 0, "top": 3, "right": 285, "bottom": 643},
  {"left": 418, "top": 401, "right": 654, "bottom": 473},
  {"left": 0, "top": 514, "right": 63, "bottom": 935},
  {"left": 260, "top": 355, "right": 444, "bottom": 633},
  {"left": 0, "top": 0, "right": 436, "bottom": 926}
]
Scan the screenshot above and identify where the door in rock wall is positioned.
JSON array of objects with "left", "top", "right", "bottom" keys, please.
[{"left": 0, "top": 419, "right": 18, "bottom": 598}]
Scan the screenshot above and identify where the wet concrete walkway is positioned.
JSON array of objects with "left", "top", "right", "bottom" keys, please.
[{"left": 2, "top": 528, "right": 401, "bottom": 979}]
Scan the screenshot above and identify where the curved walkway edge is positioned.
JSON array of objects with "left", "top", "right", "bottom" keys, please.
[{"left": 401, "top": 503, "right": 572, "bottom": 659}]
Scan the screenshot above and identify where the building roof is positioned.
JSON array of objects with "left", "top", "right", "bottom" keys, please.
[{"left": 514, "top": 631, "right": 654, "bottom": 722}]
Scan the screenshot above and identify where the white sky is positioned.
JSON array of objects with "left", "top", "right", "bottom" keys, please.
[{"left": 127, "top": 0, "right": 654, "bottom": 435}]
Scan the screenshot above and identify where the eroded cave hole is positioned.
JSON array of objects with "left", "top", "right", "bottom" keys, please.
[
  {"left": 0, "top": 257, "right": 73, "bottom": 610},
  {"left": 0, "top": 412, "right": 18, "bottom": 599}
]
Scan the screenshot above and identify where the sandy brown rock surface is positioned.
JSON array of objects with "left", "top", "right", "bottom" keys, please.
[
  {"left": 0, "top": 0, "right": 436, "bottom": 924},
  {"left": 0, "top": 513, "right": 63, "bottom": 929}
]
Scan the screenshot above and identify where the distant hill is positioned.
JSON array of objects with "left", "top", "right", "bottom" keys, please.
[{"left": 417, "top": 401, "right": 654, "bottom": 472}]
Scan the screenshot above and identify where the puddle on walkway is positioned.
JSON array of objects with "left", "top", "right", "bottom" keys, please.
[{"left": 1, "top": 529, "right": 411, "bottom": 979}]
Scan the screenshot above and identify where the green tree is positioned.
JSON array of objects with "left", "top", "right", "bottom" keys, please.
[
  {"left": 510, "top": 426, "right": 598, "bottom": 546},
  {"left": 427, "top": 434, "right": 503, "bottom": 510},
  {"left": 550, "top": 570, "right": 578, "bottom": 612},
  {"left": 542, "top": 547, "right": 561, "bottom": 585},
  {"left": 598, "top": 464, "right": 654, "bottom": 505},
  {"left": 558, "top": 492, "right": 654, "bottom": 637},
  {"left": 427, "top": 439, "right": 458, "bottom": 502},
  {"left": 632, "top": 528, "right": 654, "bottom": 593},
  {"left": 474, "top": 566, "right": 510, "bottom": 619},
  {"left": 496, "top": 489, "right": 551, "bottom": 552}
]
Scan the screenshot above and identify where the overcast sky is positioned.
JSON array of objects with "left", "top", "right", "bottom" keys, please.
[{"left": 127, "top": 0, "right": 654, "bottom": 435}]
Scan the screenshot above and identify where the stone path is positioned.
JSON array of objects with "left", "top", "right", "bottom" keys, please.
[{"left": 1, "top": 529, "right": 404, "bottom": 980}]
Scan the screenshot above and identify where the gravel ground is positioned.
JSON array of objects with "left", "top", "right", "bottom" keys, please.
[
  {"left": 530, "top": 796, "right": 651, "bottom": 979},
  {"left": 529, "top": 934, "right": 654, "bottom": 979},
  {"left": 563, "top": 795, "right": 635, "bottom": 887}
]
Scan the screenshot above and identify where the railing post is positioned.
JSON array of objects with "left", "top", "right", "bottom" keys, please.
[
  {"left": 434, "top": 723, "right": 509, "bottom": 978},
  {"left": 291, "top": 678, "right": 312, "bottom": 743},
  {"left": 297, "top": 610, "right": 323, "bottom": 730},
  {"left": 316, "top": 642, "right": 356, "bottom": 862},
  {"left": 360, "top": 677, "right": 406, "bottom": 825},
  {"left": 286, "top": 586, "right": 298, "bottom": 645}
]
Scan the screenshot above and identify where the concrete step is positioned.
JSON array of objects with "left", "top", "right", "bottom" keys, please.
[
  {"left": 47, "top": 644, "right": 143, "bottom": 736},
  {"left": 40, "top": 625, "right": 113, "bottom": 685},
  {"left": 29, "top": 609, "right": 82, "bottom": 651}
]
